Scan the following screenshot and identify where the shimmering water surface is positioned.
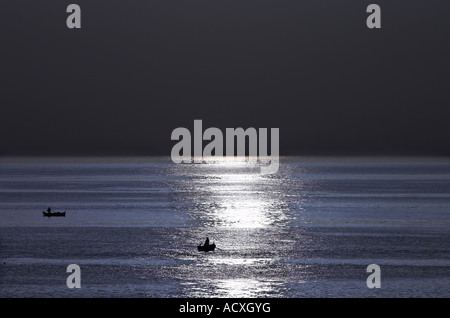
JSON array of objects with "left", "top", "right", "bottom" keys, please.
[{"left": 0, "top": 157, "right": 449, "bottom": 297}]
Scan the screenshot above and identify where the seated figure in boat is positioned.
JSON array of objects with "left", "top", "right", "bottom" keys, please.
[
  {"left": 204, "top": 237, "right": 210, "bottom": 246},
  {"left": 47, "top": 207, "right": 52, "bottom": 213}
]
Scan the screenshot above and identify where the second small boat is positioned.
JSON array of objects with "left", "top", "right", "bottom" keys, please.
[{"left": 42, "top": 211, "right": 66, "bottom": 217}]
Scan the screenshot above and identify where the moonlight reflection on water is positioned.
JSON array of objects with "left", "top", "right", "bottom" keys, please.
[{"left": 170, "top": 158, "right": 298, "bottom": 297}]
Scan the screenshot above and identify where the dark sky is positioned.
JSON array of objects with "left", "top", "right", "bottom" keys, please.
[{"left": 1, "top": 1, "right": 449, "bottom": 156}]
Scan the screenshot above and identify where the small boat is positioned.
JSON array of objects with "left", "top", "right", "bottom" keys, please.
[
  {"left": 197, "top": 243, "right": 216, "bottom": 252},
  {"left": 42, "top": 211, "right": 66, "bottom": 217}
]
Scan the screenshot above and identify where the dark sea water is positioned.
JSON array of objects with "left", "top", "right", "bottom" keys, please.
[{"left": 0, "top": 157, "right": 449, "bottom": 297}]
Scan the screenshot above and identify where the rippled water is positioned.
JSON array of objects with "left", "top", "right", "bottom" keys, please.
[{"left": 0, "top": 157, "right": 449, "bottom": 297}]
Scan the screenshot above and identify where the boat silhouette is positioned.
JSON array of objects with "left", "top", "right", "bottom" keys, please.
[
  {"left": 197, "top": 243, "right": 216, "bottom": 252},
  {"left": 42, "top": 211, "right": 66, "bottom": 217}
]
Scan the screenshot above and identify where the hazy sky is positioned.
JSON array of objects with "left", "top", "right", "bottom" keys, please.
[{"left": 1, "top": 1, "right": 449, "bottom": 155}]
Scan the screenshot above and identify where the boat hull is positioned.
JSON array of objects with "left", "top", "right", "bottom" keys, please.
[
  {"left": 197, "top": 243, "right": 216, "bottom": 252},
  {"left": 42, "top": 211, "right": 66, "bottom": 217}
]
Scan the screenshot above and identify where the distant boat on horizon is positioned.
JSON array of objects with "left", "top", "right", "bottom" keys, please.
[{"left": 180, "top": 158, "right": 207, "bottom": 164}]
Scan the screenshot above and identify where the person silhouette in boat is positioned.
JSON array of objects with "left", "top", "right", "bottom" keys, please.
[
  {"left": 47, "top": 207, "right": 51, "bottom": 213},
  {"left": 204, "top": 237, "right": 210, "bottom": 246}
]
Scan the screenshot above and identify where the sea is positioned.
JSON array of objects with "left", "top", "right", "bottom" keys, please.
[{"left": 0, "top": 156, "right": 449, "bottom": 297}]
